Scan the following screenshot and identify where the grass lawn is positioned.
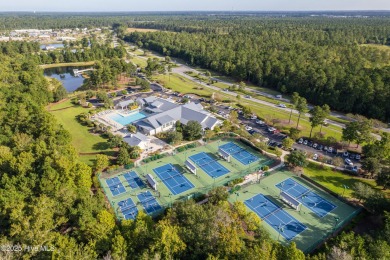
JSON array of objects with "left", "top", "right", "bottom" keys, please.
[
  {"left": 49, "top": 100, "right": 115, "bottom": 165},
  {"left": 154, "top": 73, "right": 343, "bottom": 140},
  {"left": 153, "top": 73, "right": 213, "bottom": 97},
  {"left": 303, "top": 162, "right": 390, "bottom": 198},
  {"left": 130, "top": 56, "right": 148, "bottom": 68},
  {"left": 40, "top": 61, "right": 96, "bottom": 69}
]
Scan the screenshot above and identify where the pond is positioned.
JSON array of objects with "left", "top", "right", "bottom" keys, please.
[{"left": 44, "top": 66, "right": 90, "bottom": 92}]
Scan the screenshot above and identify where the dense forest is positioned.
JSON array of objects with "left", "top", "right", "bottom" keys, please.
[
  {"left": 123, "top": 17, "right": 390, "bottom": 121},
  {"left": 0, "top": 36, "right": 307, "bottom": 259},
  {"left": 1, "top": 13, "right": 390, "bottom": 259}
]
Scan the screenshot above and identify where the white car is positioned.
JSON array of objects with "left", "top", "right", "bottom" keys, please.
[
  {"left": 255, "top": 120, "right": 265, "bottom": 125},
  {"left": 298, "top": 138, "right": 303, "bottom": 144},
  {"left": 278, "top": 103, "right": 287, "bottom": 108},
  {"left": 245, "top": 126, "right": 253, "bottom": 131},
  {"left": 251, "top": 115, "right": 257, "bottom": 120},
  {"left": 313, "top": 154, "right": 318, "bottom": 160},
  {"left": 268, "top": 127, "right": 276, "bottom": 133},
  {"left": 345, "top": 158, "right": 353, "bottom": 166}
]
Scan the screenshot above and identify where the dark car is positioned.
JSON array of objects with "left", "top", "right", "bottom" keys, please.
[
  {"left": 318, "top": 144, "right": 323, "bottom": 150},
  {"left": 269, "top": 141, "right": 277, "bottom": 147}
]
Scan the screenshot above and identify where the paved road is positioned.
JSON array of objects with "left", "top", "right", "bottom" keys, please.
[{"left": 126, "top": 43, "right": 389, "bottom": 136}]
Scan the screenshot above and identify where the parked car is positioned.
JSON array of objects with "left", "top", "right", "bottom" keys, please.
[
  {"left": 245, "top": 95, "right": 251, "bottom": 98},
  {"left": 251, "top": 115, "right": 257, "bottom": 120},
  {"left": 298, "top": 138, "right": 303, "bottom": 144},
  {"left": 255, "top": 120, "right": 265, "bottom": 125},
  {"left": 303, "top": 140, "right": 308, "bottom": 145},
  {"left": 307, "top": 141, "right": 313, "bottom": 147},
  {"left": 277, "top": 103, "right": 287, "bottom": 108},
  {"left": 269, "top": 141, "right": 277, "bottom": 147},
  {"left": 313, "top": 143, "right": 318, "bottom": 149},
  {"left": 355, "top": 154, "right": 361, "bottom": 160},
  {"left": 268, "top": 127, "right": 276, "bottom": 133},
  {"left": 343, "top": 151, "right": 349, "bottom": 157},
  {"left": 245, "top": 125, "right": 253, "bottom": 131},
  {"left": 345, "top": 158, "right": 353, "bottom": 166},
  {"left": 323, "top": 146, "right": 328, "bottom": 152},
  {"left": 313, "top": 154, "right": 318, "bottom": 160},
  {"left": 349, "top": 154, "right": 356, "bottom": 160}
]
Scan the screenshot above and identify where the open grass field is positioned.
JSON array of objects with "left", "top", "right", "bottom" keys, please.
[
  {"left": 153, "top": 73, "right": 213, "bottom": 97},
  {"left": 99, "top": 138, "right": 274, "bottom": 219},
  {"left": 49, "top": 100, "right": 114, "bottom": 165},
  {"left": 229, "top": 169, "right": 360, "bottom": 253},
  {"left": 303, "top": 162, "right": 390, "bottom": 198},
  {"left": 152, "top": 72, "right": 343, "bottom": 140},
  {"left": 40, "top": 61, "right": 96, "bottom": 69},
  {"left": 126, "top": 27, "right": 160, "bottom": 33},
  {"left": 130, "top": 56, "right": 148, "bottom": 68}
]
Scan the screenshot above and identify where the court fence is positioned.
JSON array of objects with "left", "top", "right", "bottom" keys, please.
[
  {"left": 99, "top": 164, "right": 134, "bottom": 179},
  {"left": 300, "top": 173, "right": 360, "bottom": 208},
  {"left": 304, "top": 207, "right": 362, "bottom": 253},
  {"left": 97, "top": 173, "right": 121, "bottom": 221}
]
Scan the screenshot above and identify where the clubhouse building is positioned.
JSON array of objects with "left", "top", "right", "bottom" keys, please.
[{"left": 133, "top": 97, "right": 220, "bottom": 136}]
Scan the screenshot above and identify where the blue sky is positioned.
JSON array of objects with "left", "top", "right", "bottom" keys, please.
[{"left": 1, "top": 0, "right": 389, "bottom": 12}]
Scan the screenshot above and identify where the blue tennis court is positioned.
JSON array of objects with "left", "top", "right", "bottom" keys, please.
[
  {"left": 123, "top": 171, "right": 145, "bottom": 189},
  {"left": 137, "top": 191, "right": 162, "bottom": 215},
  {"left": 276, "top": 178, "right": 337, "bottom": 217},
  {"left": 245, "top": 194, "right": 307, "bottom": 241},
  {"left": 189, "top": 152, "right": 230, "bottom": 178},
  {"left": 219, "top": 142, "right": 259, "bottom": 165},
  {"left": 105, "top": 176, "right": 126, "bottom": 196},
  {"left": 153, "top": 164, "right": 195, "bottom": 195},
  {"left": 118, "top": 198, "right": 138, "bottom": 220}
]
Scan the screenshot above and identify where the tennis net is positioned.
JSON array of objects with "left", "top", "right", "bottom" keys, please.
[
  {"left": 197, "top": 159, "right": 217, "bottom": 168},
  {"left": 263, "top": 207, "right": 282, "bottom": 220},
  {"left": 121, "top": 204, "right": 137, "bottom": 213},
  {"left": 160, "top": 173, "right": 182, "bottom": 182},
  {"left": 230, "top": 147, "right": 247, "bottom": 155},
  {"left": 298, "top": 189, "right": 311, "bottom": 199},
  {"left": 140, "top": 196, "right": 157, "bottom": 205},
  {"left": 107, "top": 178, "right": 121, "bottom": 187}
]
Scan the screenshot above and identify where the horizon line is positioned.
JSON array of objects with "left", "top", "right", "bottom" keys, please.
[{"left": 1, "top": 10, "right": 390, "bottom": 13}]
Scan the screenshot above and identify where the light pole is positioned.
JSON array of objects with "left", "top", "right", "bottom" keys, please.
[
  {"left": 278, "top": 224, "right": 284, "bottom": 241},
  {"left": 342, "top": 185, "right": 348, "bottom": 197},
  {"left": 169, "top": 193, "right": 172, "bottom": 207},
  {"left": 333, "top": 217, "right": 340, "bottom": 232}
]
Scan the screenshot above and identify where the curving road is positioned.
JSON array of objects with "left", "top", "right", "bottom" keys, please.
[{"left": 125, "top": 43, "right": 388, "bottom": 137}]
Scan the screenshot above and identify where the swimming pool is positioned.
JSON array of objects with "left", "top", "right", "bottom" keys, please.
[{"left": 109, "top": 111, "right": 147, "bottom": 126}]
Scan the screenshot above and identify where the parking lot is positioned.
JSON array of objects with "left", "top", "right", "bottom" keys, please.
[
  {"left": 212, "top": 103, "right": 362, "bottom": 171},
  {"left": 107, "top": 85, "right": 362, "bottom": 172}
]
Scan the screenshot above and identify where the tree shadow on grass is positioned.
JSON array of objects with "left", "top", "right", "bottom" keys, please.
[{"left": 92, "top": 142, "right": 110, "bottom": 151}]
